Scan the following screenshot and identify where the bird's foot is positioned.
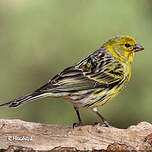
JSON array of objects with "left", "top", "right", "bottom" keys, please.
[
  {"left": 93, "top": 121, "right": 111, "bottom": 127},
  {"left": 73, "top": 122, "right": 83, "bottom": 128}
]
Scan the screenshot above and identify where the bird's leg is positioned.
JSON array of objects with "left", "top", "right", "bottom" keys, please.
[
  {"left": 92, "top": 107, "right": 110, "bottom": 127},
  {"left": 73, "top": 106, "right": 83, "bottom": 128}
]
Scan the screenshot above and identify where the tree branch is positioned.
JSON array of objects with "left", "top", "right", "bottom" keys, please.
[{"left": 0, "top": 119, "right": 152, "bottom": 151}]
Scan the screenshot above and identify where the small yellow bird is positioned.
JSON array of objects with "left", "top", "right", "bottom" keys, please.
[{"left": 0, "top": 35, "right": 144, "bottom": 127}]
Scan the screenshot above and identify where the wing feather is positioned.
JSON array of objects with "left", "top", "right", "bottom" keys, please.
[{"left": 35, "top": 48, "right": 125, "bottom": 95}]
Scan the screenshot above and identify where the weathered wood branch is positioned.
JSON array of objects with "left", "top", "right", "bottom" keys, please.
[{"left": 0, "top": 119, "right": 152, "bottom": 151}]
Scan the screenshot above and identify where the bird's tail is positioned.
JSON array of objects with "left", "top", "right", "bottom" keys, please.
[{"left": 0, "top": 92, "right": 45, "bottom": 107}]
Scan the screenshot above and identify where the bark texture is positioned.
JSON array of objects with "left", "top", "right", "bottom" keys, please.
[{"left": 0, "top": 119, "right": 152, "bottom": 151}]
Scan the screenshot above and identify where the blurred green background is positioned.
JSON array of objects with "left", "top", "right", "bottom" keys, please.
[{"left": 0, "top": 0, "right": 151, "bottom": 128}]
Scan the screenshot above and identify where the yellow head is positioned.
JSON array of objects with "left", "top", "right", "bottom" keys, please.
[{"left": 103, "top": 36, "right": 144, "bottom": 64}]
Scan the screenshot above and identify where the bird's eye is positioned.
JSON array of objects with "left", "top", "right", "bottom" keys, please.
[{"left": 125, "top": 43, "right": 131, "bottom": 48}]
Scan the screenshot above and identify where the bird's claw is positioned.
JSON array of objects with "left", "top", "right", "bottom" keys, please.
[
  {"left": 73, "top": 122, "right": 83, "bottom": 128},
  {"left": 93, "top": 121, "right": 111, "bottom": 127}
]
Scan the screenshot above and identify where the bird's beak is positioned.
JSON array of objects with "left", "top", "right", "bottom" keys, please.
[{"left": 133, "top": 44, "right": 144, "bottom": 52}]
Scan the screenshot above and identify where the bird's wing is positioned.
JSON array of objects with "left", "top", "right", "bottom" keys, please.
[
  {"left": 75, "top": 48, "right": 125, "bottom": 86},
  {"left": 35, "top": 66, "right": 100, "bottom": 93},
  {"left": 35, "top": 48, "right": 125, "bottom": 93}
]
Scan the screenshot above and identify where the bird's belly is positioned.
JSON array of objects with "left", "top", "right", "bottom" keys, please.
[
  {"left": 66, "top": 75, "right": 129, "bottom": 108},
  {"left": 90, "top": 76, "right": 130, "bottom": 108},
  {"left": 91, "top": 86, "right": 120, "bottom": 108}
]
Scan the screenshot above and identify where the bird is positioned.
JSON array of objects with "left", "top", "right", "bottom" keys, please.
[{"left": 0, "top": 35, "right": 144, "bottom": 127}]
